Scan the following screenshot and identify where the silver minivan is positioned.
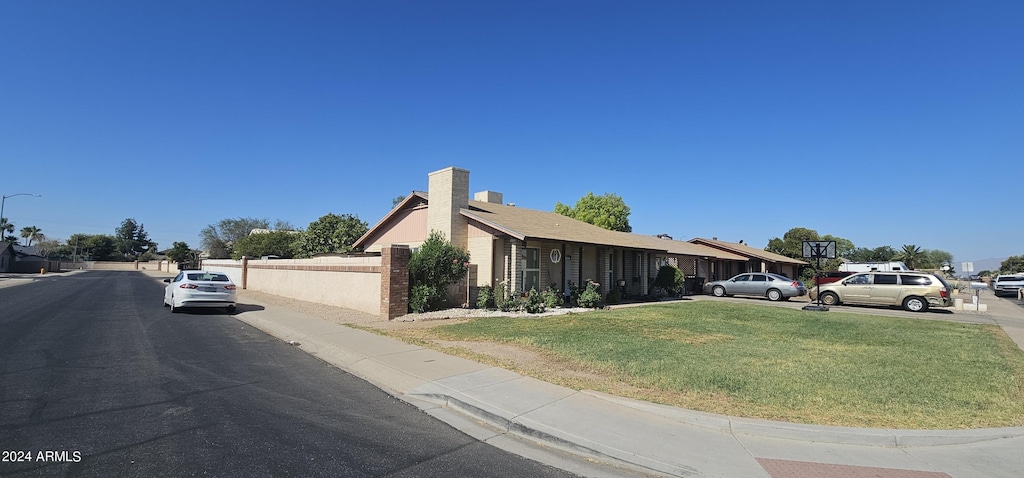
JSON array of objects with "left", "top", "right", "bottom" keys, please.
[{"left": 809, "top": 271, "right": 952, "bottom": 312}]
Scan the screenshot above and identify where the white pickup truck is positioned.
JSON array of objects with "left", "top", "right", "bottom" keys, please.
[{"left": 993, "top": 274, "right": 1024, "bottom": 298}]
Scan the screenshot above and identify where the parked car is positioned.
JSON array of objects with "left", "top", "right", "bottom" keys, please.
[
  {"left": 704, "top": 273, "right": 807, "bottom": 301},
  {"left": 992, "top": 274, "right": 1024, "bottom": 298},
  {"left": 808, "top": 271, "right": 952, "bottom": 312},
  {"left": 812, "top": 271, "right": 854, "bottom": 286},
  {"left": 163, "top": 270, "right": 237, "bottom": 313}
]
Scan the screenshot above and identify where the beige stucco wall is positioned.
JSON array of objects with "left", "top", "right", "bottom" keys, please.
[
  {"left": 85, "top": 261, "right": 183, "bottom": 273},
  {"left": 361, "top": 206, "right": 429, "bottom": 253},
  {"left": 467, "top": 235, "right": 494, "bottom": 287},
  {"left": 202, "top": 257, "right": 382, "bottom": 316}
]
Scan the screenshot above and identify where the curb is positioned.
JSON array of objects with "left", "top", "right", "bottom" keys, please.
[{"left": 234, "top": 303, "right": 1024, "bottom": 449}]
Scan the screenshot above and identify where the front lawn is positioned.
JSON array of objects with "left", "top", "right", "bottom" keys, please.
[{"left": 388, "top": 301, "right": 1024, "bottom": 429}]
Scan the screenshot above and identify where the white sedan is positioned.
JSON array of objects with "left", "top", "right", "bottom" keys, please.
[{"left": 163, "top": 270, "right": 237, "bottom": 313}]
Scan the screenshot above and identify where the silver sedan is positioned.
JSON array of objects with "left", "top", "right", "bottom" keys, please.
[{"left": 703, "top": 273, "right": 807, "bottom": 301}]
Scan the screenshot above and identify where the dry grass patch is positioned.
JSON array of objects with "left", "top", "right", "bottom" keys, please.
[{"left": 374, "top": 301, "right": 1024, "bottom": 429}]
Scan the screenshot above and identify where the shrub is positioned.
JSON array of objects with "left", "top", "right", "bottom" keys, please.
[
  {"left": 476, "top": 284, "right": 495, "bottom": 309},
  {"left": 653, "top": 265, "right": 685, "bottom": 295},
  {"left": 408, "top": 230, "right": 470, "bottom": 312},
  {"left": 577, "top": 281, "right": 602, "bottom": 308},
  {"left": 410, "top": 284, "right": 442, "bottom": 313},
  {"left": 497, "top": 282, "right": 521, "bottom": 312},
  {"left": 524, "top": 288, "right": 546, "bottom": 314},
  {"left": 543, "top": 285, "right": 564, "bottom": 309},
  {"left": 499, "top": 293, "right": 522, "bottom": 312}
]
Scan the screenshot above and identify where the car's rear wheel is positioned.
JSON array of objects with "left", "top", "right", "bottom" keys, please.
[
  {"left": 169, "top": 297, "right": 180, "bottom": 313},
  {"left": 767, "top": 289, "right": 783, "bottom": 301},
  {"left": 226, "top": 305, "right": 236, "bottom": 314},
  {"left": 820, "top": 291, "right": 840, "bottom": 306},
  {"left": 903, "top": 296, "right": 928, "bottom": 312},
  {"left": 712, "top": 286, "right": 727, "bottom": 297}
]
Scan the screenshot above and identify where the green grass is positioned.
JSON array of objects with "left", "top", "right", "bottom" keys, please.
[{"left": 409, "top": 301, "right": 1024, "bottom": 429}]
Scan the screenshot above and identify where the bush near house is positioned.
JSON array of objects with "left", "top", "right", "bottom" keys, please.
[
  {"left": 523, "top": 288, "right": 546, "bottom": 314},
  {"left": 543, "top": 285, "right": 564, "bottom": 309},
  {"left": 408, "top": 231, "right": 470, "bottom": 313},
  {"left": 653, "top": 265, "right": 685, "bottom": 296},
  {"left": 476, "top": 284, "right": 496, "bottom": 309}
]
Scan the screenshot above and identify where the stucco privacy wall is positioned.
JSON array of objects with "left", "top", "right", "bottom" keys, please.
[
  {"left": 202, "top": 256, "right": 383, "bottom": 316},
  {"left": 83, "top": 261, "right": 183, "bottom": 273}
]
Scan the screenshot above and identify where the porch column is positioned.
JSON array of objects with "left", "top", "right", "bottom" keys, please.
[
  {"left": 601, "top": 248, "right": 611, "bottom": 294},
  {"left": 509, "top": 240, "right": 522, "bottom": 293},
  {"left": 640, "top": 252, "right": 650, "bottom": 296}
]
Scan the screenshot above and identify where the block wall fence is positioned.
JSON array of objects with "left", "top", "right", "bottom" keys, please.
[{"left": 201, "top": 245, "right": 410, "bottom": 320}]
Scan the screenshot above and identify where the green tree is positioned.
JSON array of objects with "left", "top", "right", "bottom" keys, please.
[
  {"left": 919, "top": 249, "right": 954, "bottom": 271},
  {"left": 895, "top": 244, "right": 924, "bottom": 269},
  {"left": 166, "top": 241, "right": 194, "bottom": 264},
  {"left": 61, "top": 233, "right": 118, "bottom": 261},
  {"left": 294, "top": 213, "right": 368, "bottom": 258},
  {"left": 35, "top": 239, "right": 67, "bottom": 259},
  {"left": 19, "top": 226, "right": 44, "bottom": 246},
  {"left": 392, "top": 195, "right": 406, "bottom": 207},
  {"left": 200, "top": 217, "right": 271, "bottom": 259},
  {"left": 554, "top": 192, "right": 632, "bottom": 232},
  {"left": 822, "top": 235, "right": 855, "bottom": 260},
  {"left": 848, "top": 245, "right": 898, "bottom": 262},
  {"left": 115, "top": 218, "right": 156, "bottom": 260},
  {"left": 408, "top": 230, "right": 471, "bottom": 312},
  {"left": 999, "top": 256, "right": 1024, "bottom": 274},
  {"left": 0, "top": 217, "right": 14, "bottom": 242},
  {"left": 232, "top": 231, "right": 299, "bottom": 259},
  {"left": 765, "top": 227, "right": 820, "bottom": 258}
]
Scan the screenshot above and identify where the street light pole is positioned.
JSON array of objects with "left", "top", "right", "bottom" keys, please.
[{"left": 1, "top": 193, "right": 43, "bottom": 243}]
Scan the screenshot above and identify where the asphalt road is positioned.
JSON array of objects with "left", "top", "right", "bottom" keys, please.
[{"left": 0, "top": 272, "right": 580, "bottom": 477}]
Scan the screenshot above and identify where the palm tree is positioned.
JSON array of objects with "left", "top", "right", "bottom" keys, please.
[
  {"left": 0, "top": 217, "right": 13, "bottom": 242},
  {"left": 19, "top": 226, "right": 44, "bottom": 247},
  {"left": 896, "top": 244, "right": 924, "bottom": 269}
]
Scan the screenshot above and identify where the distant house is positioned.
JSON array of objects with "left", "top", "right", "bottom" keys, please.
[
  {"left": 0, "top": 242, "right": 14, "bottom": 273},
  {"left": 354, "top": 167, "right": 756, "bottom": 301},
  {"left": 688, "top": 237, "right": 806, "bottom": 280},
  {"left": 2, "top": 244, "right": 60, "bottom": 273}
]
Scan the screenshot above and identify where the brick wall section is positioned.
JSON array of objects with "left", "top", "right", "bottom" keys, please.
[{"left": 380, "top": 245, "right": 411, "bottom": 320}]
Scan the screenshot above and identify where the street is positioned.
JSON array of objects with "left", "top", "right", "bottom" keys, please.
[{"left": 0, "top": 271, "right": 580, "bottom": 477}]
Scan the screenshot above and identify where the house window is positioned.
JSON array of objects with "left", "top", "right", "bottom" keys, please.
[{"left": 524, "top": 247, "right": 540, "bottom": 291}]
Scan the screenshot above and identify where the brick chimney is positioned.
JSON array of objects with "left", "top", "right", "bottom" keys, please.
[{"left": 427, "top": 167, "right": 470, "bottom": 249}]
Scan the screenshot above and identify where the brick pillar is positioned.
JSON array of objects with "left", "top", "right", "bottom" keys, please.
[{"left": 380, "top": 245, "right": 411, "bottom": 320}]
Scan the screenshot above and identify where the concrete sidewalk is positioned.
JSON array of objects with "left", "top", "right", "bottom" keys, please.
[{"left": 229, "top": 293, "right": 1024, "bottom": 478}]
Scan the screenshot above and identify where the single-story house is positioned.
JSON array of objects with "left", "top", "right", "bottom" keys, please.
[
  {"left": 354, "top": 167, "right": 773, "bottom": 302},
  {"left": 0, "top": 242, "right": 14, "bottom": 273},
  {"left": 688, "top": 237, "right": 806, "bottom": 280}
]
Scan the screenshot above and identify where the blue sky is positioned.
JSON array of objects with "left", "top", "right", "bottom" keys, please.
[{"left": 1, "top": 1, "right": 1021, "bottom": 265}]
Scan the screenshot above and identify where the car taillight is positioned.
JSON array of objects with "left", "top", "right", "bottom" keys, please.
[
  {"left": 179, "top": 284, "right": 198, "bottom": 289},
  {"left": 791, "top": 282, "right": 800, "bottom": 287},
  {"left": 940, "top": 287, "right": 948, "bottom": 298},
  {"left": 225, "top": 285, "right": 236, "bottom": 290}
]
